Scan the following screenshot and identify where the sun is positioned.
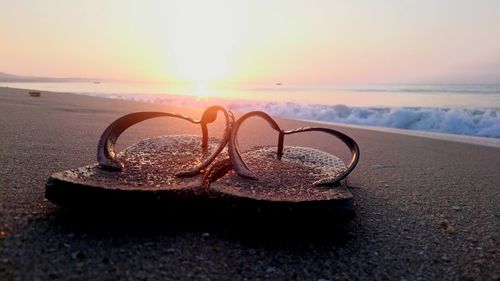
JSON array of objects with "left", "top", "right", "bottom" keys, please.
[
  {"left": 158, "top": 1, "right": 247, "bottom": 84},
  {"left": 194, "top": 82, "right": 209, "bottom": 99}
]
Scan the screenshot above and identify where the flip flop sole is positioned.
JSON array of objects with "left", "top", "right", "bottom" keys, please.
[
  {"left": 207, "top": 146, "right": 354, "bottom": 220},
  {"left": 46, "top": 135, "right": 220, "bottom": 208}
]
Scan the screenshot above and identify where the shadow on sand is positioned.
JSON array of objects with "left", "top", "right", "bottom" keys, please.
[{"left": 41, "top": 190, "right": 361, "bottom": 247}]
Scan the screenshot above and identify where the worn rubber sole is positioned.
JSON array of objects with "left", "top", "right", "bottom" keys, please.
[
  {"left": 205, "top": 146, "right": 355, "bottom": 222},
  {"left": 46, "top": 135, "right": 220, "bottom": 209}
]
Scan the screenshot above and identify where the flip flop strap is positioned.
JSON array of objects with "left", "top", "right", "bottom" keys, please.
[
  {"left": 228, "top": 111, "right": 360, "bottom": 186},
  {"left": 97, "top": 106, "right": 234, "bottom": 177}
]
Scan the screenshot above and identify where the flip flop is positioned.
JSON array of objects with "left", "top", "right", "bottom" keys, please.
[
  {"left": 46, "top": 105, "right": 233, "bottom": 209},
  {"left": 204, "top": 111, "right": 360, "bottom": 220}
]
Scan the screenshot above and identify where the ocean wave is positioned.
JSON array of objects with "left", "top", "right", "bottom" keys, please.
[{"left": 78, "top": 92, "right": 500, "bottom": 138}]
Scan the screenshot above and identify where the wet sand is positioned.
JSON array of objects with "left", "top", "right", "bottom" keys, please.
[{"left": 0, "top": 87, "right": 499, "bottom": 280}]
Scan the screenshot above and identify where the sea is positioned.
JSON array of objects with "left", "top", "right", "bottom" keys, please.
[{"left": 2, "top": 82, "right": 500, "bottom": 140}]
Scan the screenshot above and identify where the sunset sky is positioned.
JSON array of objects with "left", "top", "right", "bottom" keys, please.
[{"left": 1, "top": 0, "right": 499, "bottom": 85}]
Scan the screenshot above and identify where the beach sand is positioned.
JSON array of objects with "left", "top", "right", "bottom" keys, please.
[{"left": 0, "top": 87, "right": 499, "bottom": 280}]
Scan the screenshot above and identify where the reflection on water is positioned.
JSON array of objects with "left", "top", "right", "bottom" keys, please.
[{"left": 1, "top": 82, "right": 499, "bottom": 108}]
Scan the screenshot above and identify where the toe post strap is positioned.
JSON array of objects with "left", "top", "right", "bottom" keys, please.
[
  {"left": 97, "top": 106, "right": 234, "bottom": 177},
  {"left": 228, "top": 111, "right": 360, "bottom": 186}
]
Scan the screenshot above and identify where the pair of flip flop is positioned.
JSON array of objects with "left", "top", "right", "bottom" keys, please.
[{"left": 46, "top": 106, "right": 360, "bottom": 219}]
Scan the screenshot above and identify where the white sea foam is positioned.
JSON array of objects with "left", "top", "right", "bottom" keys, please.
[{"left": 78, "top": 92, "right": 500, "bottom": 139}]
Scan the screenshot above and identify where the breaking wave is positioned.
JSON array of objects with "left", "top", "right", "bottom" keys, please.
[{"left": 79, "top": 92, "right": 500, "bottom": 139}]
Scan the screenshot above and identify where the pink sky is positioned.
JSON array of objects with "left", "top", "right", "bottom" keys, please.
[{"left": 1, "top": 0, "right": 499, "bottom": 84}]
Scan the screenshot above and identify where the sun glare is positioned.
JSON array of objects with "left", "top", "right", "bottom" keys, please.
[
  {"left": 159, "top": 1, "right": 248, "bottom": 84},
  {"left": 194, "top": 82, "right": 209, "bottom": 99}
]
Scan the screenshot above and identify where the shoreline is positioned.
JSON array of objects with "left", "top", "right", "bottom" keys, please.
[{"left": 3, "top": 85, "right": 499, "bottom": 149}]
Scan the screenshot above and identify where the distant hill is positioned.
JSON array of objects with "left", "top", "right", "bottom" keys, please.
[{"left": 0, "top": 72, "right": 96, "bottom": 82}]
